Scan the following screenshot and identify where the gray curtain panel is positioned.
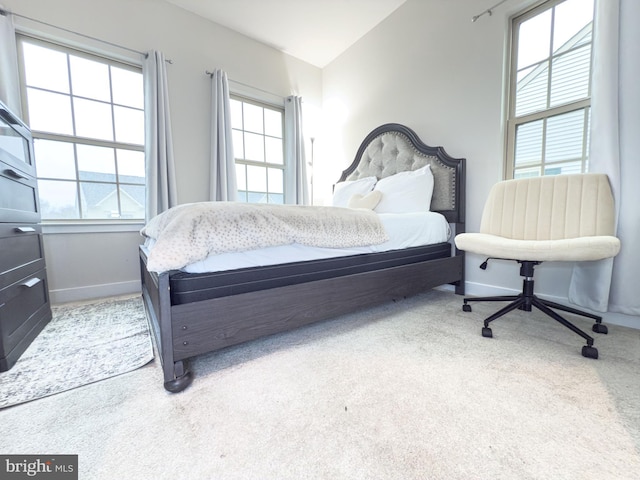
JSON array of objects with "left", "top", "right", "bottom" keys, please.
[
  {"left": 143, "top": 50, "right": 177, "bottom": 221},
  {"left": 284, "top": 95, "right": 309, "bottom": 205},
  {"left": 209, "top": 69, "right": 237, "bottom": 201},
  {"left": 569, "top": 0, "right": 640, "bottom": 316}
]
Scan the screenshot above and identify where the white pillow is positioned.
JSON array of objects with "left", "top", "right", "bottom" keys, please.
[
  {"left": 373, "top": 165, "right": 434, "bottom": 213},
  {"left": 332, "top": 176, "right": 377, "bottom": 207}
]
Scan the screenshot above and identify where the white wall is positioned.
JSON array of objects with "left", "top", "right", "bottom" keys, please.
[
  {"left": 321, "top": 0, "right": 516, "bottom": 283},
  {"left": 2, "top": 0, "right": 322, "bottom": 303},
  {"left": 320, "top": 0, "right": 639, "bottom": 329}
]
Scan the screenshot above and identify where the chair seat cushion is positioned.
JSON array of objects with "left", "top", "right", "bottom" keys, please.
[{"left": 455, "top": 233, "right": 620, "bottom": 262}]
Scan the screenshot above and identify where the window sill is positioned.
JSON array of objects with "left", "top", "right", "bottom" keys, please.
[{"left": 41, "top": 221, "right": 144, "bottom": 235}]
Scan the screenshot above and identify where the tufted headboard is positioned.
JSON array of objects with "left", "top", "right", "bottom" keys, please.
[{"left": 337, "top": 123, "right": 465, "bottom": 225}]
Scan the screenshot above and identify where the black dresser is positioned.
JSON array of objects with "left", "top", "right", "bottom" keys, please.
[{"left": 0, "top": 100, "right": 52, "bottom": 371}]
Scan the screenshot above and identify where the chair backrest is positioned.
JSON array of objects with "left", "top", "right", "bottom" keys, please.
[{"left": 480, "top": 173, "right": 616, "bottom": 240}]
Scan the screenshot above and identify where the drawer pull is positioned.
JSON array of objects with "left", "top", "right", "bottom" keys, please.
[
  {"left": 14, "top": 226, "right": 36, "bottom": 233},
  {"left": 0, "top": 108, "right": 19, "bottom": 125},
  {"left": 21, "top": 277, "right": 42, "bottom": 288},
  {"left": 4, "top": 168, "right": 28, "bottom": 180}
]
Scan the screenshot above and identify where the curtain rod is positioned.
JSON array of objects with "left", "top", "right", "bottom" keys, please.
[
  {"left": 471, "top": 0, "right": 511, "bottom": 22},
  {"left": 205, "top": 70, "right": 280, "bottom": 98},
  {"left": 0, "top": 8, "right": 172, "bottom": 63}
]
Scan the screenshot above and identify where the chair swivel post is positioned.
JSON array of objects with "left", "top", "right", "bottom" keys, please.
[{"left": 462, "top": 260, "right": 603, "bottom": 359}]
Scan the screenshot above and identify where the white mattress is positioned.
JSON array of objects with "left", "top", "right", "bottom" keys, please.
[{"left": 175, "top": 211, "right": 451, "bottom": 273}]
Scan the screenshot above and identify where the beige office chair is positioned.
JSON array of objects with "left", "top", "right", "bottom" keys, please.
[{"left": 455, "top": 173, "right": 620, "bottom": 359}]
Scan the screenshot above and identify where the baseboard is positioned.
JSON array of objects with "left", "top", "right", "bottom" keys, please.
[
  {"left": 49, "top": 279, "right": 639, "bottom": 330},
  {"left": 459, "top": 281, "right": 640, "bottom": 330},
  {"left": 462, "top": 282, "right": 520, "bottom": 298},
  {"left": 49, "top": 280, "right": 141, "bottom": 305}
]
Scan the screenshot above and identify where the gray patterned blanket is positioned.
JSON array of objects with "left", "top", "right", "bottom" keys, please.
[{"left": 141, "top": 202, "right": 388, "bottom": 272}]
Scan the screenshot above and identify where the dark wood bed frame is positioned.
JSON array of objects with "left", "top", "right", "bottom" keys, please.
[{"left": 140, "top": 123, "right": 466, "bottom": 392}]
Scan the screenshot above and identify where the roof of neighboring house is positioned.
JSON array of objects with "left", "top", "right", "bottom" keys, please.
[{"left": 77, "top": 171, "right": 145, "bottom": 208}]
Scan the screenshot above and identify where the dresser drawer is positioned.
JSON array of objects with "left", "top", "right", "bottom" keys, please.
[
  {"left": 0, "top": 224, "right": 45, "bottom": 290},
  {"left": 0, "top": 160, "right": 40, "bottom": 223},
  {"left": 0, "top": 268, "right": 51, "bottom": 371},
  {"left": 0, "top": 103, "right": 36, "bottom": 178}
]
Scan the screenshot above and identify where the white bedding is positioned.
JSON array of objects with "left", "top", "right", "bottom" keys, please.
[
  {"left": 141, "top": 202, "right": 388, "bottom": 272},
  {"left": 151, "top": 211, "right": 450, "bottom": 273}
]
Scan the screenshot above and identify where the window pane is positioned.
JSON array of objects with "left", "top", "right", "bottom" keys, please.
[
  {"left": 111, "top": 67, "right": 143, "bottom": 108},
  {"left": 550, "top": 45, "right": 591, "bottom": 108},
  {"left": 243, "top": 103, "right": 263, "bottom": 134},
  {"left": 22, "top": 42, "right": 70, "bottom": 94},
  {"left": 247, "top": 165, "right": 267, "bottom": 191},
  {"left": 244, "top": 132, "right": 265, "bottom": 162},
  {"left": 232, "top": 129, "right": 244, "bottom": 159},
  {"left": 38, "top": 179, "right": 79, "bottom": 219},
  {"left": 264, "top": 109, "right": 282, "bottom": 137},
  {"left": 265, "top": 136, "right": 283, "bottom": 164},
  {"left": 515, "top": 120, "right": 543, "bottom": 166},
  {"left": 119, "top": 185, "right": 145, "bottom": 219},
  {"left": 544, "top": 161, "right": 583, "bottom": 176},
  {"left": 515, "top": 62, "right": 548, "bottom": 117},
  {"left": 247, "top": 192, "right": 268, "bottom": 203},
  {"left": 73, "top": 97, "right": 114, "bottom": 141},
  {"left": 267, "top": 193, "right": 284, "bottom": 204},
  {"left": 268, "top": 168, "right": 283, "bottom": 194},
  {"left": 70, "top": 55, "right": 110, "bottom": 102},
  {"left": 553, "top": 0, "right": 594, "bottom": 52},
  {"left": 33, "top": 139, "right": 76, "bottom": 180},
  {"left": 545, "top": 109, "right": 585, "bottom": 163},
  {"left": 116, "top": 149, "right": 145, "bottom": 183},
  {"left": 517, "top": 9, "right": 551, "bottom": 69},
  {"left": 514, "top": 167, "right": 541, "bottom": 179},
  {"left": 230, "top": 99, "right": 243, "bottom": 129},
  {"left": 80, "top": 182, "right": 117, "bottom": 219},
  {"left": 27, "top": 88, "right": 73, "bottom": 135},
  {"left": 236, "top": 164, "right": 247, "bottom": 190},
  {"left": 114, "top": 106, "right": 144, "bottom": 145},
  {"left": 77, "top": 144, "right": 116, "bottom": 182}
]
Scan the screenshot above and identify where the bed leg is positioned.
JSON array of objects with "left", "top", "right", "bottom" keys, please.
[
  {"left": 454, "top": 250, "right": 465, "bottom": 295},
  {"left": 164, "top": 360, "right": 193, "bottom": 393}
]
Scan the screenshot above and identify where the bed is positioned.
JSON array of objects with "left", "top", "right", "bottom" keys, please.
[{"left": 139, "top": 123, "right": 466, "bottom": 392}]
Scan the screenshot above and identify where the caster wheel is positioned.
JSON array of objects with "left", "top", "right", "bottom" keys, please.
[
  {"left": 462, "top": 304, "right": 472, "bottom": 312},
  {"left": 481, "top": 327, "right": 493, "bottom": 338},
  {"left": 581, "top": 345, "right": 598, "bottom": 359},
  {"left": 164, "top": 371, "right": 193, "bottom": 393},
  {"left": 592, "top": 323, "right": 608, "bottom": 334}
]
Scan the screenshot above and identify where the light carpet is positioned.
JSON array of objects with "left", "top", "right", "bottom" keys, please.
[
  {"left": 0, "top": 289, "right": 638, "bottom": 479},
  {"left": 0, "top": 295, "right": 154, "bottom": 409}
]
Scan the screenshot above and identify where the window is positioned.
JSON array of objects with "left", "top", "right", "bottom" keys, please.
[
  {"left": 506, "top": 0, "right": 594, "bottom": 179},
  {"left": 230, "top": 96, "right": 285, "bottom": 204},
  {"left": 17, "top": 36, "right": 145, "bottom": 220}
]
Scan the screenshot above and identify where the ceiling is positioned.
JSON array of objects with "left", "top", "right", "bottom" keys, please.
[{"left": 164, "top": 0, "right": 408, "bottom": 68}]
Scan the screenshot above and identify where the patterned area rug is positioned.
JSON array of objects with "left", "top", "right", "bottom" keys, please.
[{"left": 0, "top": 295, "right": 154, "bottom": 409}]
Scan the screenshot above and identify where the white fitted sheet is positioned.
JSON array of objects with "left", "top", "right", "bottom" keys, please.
[{"left": 173, "top": 211, "right": 450, "bottom": 273}]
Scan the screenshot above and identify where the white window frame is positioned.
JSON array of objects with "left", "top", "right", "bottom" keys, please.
[
  {"left": 16, "top": 34, "right": 145, "bottom": 227},
  {"left": 231, "top": 94, "right": 286, "bottom": 204},
  {"left": 505, "top": 0, "right": 594, "bottom": 179}
]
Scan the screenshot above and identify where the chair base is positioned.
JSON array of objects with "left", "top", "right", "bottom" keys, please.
[{"left": 462, "top": 261, "right": 607, "bottom": 359}]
